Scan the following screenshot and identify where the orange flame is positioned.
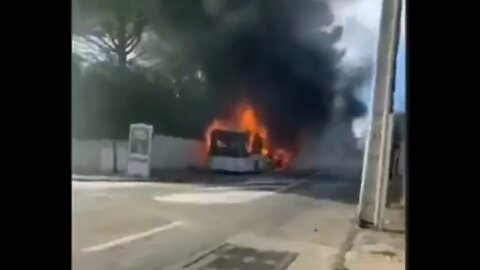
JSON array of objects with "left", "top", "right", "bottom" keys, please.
[
  {"left": 205, "top": 102, "right": 269, "bottom": 155},
  {"left": 204, "top": 101, "right": 292, "bottom": 169}
]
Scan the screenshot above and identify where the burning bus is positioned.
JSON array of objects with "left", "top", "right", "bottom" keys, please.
[
  {"left": 208, "top": 129, "right": 267, "bottom": 172},
  {"left": 204, "top": 102, "right": 290, "bottom": 172}
]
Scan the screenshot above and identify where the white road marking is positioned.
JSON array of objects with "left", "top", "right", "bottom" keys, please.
[
  {"left": 244, "top": 178, "right": 299, "bottom": 185},
  {"left": 72, "top": 181, "right": 158, "bottom": 189},
  {"left": 72, "top": 181, "right": 187, "bottom": 190},
  {"left": 311, "top": 182, "right": 350, "bottom": 188},
  {"left": 200, "top": 184, "right": 292, "bottom": 192},
  {"left": 72, "top": 174, "right": 155, "bottom": 181},
  {"left": 81, "top": 221, "right": 184, "bottom": 252},
  {"left": 155, "top": 190, "right": 273, "bottom": 204},
  {"left": 154, "top": 179, "right": 306, "bottom": 204},
  {"left": 276, "top": 180, "right": 306, "bottom": 192}
]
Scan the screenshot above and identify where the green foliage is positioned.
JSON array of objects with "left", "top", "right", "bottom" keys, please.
[
  {"left": 72, "top": 60, "right": 214, "bottom": 140},
  {"left": 72, "top": 0, "right": 151, "bottom": 67},
  {"left": 72, "top": 1, "right": 214, "bottom": 140}
]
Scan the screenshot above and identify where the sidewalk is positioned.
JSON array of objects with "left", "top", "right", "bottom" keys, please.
[
  {"left": 344, "top": 207, "right": 406, "bottom": 270},
  {"left": 345, "top": 230, "right": 405, "bottom": 270},
  {"left": 163, "top": 200, "right": 360, "bottom": 270}
]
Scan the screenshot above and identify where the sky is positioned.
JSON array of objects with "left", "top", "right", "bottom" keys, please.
[
  {"left": 332, "top": 0, "right": 406, "bottom": 113},
  {"left": 332, "top": 0, "right": 406, "bottom": 143},
  {"left": 72, "top": 0, "right": 405, "bottom": 147},
  {"left": 73, "top": 0, "right": 406, "bottom": 113}
]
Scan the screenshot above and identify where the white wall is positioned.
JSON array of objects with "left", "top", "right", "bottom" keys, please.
[
  {"left": 114, "top": 140, "right": 129, "bottom": 172},
  {"left": 72, "top": 139, "right": 113, "bottom": 173},
  {"left": 72, "top": 135, "right": 204, "bottom": 174},
  {"left": 150, "top": 135, "right": 204, "bottom": 169}
]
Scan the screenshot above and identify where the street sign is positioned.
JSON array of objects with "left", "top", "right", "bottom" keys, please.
[{"left": 127, "top": 123, "right": 153, "bottom": 177}]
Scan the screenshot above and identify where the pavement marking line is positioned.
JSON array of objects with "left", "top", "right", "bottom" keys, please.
[
  {"left": 154, "top": 179, "right": 308, "bottom": 204},
  {"left": 154, "top": 191, "right": 273, "bottom": 204},
  {"left": 81, "top": 221, "right": 184, "bottom": 253},
  {"left": 72, "top": 174, "right": 155, "bottom": 181},
  {"left": 275, "top": 179, "right": 307, "bottom": 193},
  {"left": 244, "top": 178, "right": 298, "bottom": 185}
]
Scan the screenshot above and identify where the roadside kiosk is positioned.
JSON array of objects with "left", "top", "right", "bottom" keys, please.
[{"left": 127, "top": 123, "right": 153, "bottom": 178}]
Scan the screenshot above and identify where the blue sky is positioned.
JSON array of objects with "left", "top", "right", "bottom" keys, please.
[
  {"left": 358, "top": 37, "right": 405, "bottom": 113},
  {"left": 361, "top": 36, "right": 405, "bottom": 112},
  {"left": 333, "top": 0, "right": 406, "bottom": 113},
  {"left": 394, "top": 37, "right": 406, "bottom": 112}
]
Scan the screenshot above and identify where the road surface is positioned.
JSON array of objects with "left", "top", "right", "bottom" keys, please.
[{"left": 72, "top": 171, "right": 360, "bottom": 270}]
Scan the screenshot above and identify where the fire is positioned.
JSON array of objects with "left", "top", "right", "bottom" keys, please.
[
  {"left": 237, "top": 103, "right": 269, "bottom": 154},
  {"left": 204, "top": 101, "right": 292, "bottom": 169},
  {"left": 205, "top": 119, "right": 224, "bottom": 151},
  {"left": 205, "top": 102, "right": 269, "bottom": 155},
  {"left": 272, "top": 149, "right": 292, "bottom": 171}
]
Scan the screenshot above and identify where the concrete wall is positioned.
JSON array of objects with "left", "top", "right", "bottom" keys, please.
[
  {"left": 399, "top": 140, "right": 406, "bottom": 206},
  {"left": 72, "top": 139, "right": 113, "bottom": 173},
  {"left": 391, "top": 113, "right": 406, "bottom": 178},
  {"left": 72, "top": 135, "right": 204, "bottom": 174},
  {"left": 114, "top": 140, "right": 129, "bottom": 172},
  {"left": 150, "top": 135, "right": 203, "bottom": 169}
]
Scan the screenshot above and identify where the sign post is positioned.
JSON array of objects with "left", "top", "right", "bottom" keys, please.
[{"left": 127, "top": 123, "right": 154, "bottom": 178}]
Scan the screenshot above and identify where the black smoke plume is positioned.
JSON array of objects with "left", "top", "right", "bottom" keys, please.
[{"left": 150, "top": 0, "right": 368, "bottom": 149}]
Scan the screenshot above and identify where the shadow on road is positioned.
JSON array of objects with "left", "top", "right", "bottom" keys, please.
[
  {"left": 72, "top": 165, "right": 364, "bottom": 205},
  {"left": 151, "top": 167, "right": 364, "bottom": 205}
]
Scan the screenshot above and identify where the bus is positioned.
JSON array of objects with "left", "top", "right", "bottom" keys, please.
[{"left": 208, "top": 129, "right": 268, "bottom": 173}]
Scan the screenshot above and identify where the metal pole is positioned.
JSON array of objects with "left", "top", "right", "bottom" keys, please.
[{"left": 358, "top": 0, "right": 402, "bottom": 228}]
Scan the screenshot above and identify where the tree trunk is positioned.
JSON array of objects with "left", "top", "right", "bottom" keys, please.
[{"left": 116, "top": 15, "right": 127, "bottom": 69}]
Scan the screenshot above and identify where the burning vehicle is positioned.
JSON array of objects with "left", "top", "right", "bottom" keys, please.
[
  {"left": 208, "top": 129, "right": 267, "bottom": 172},
  {"left": 166, "top": 0, "right": 368, "bottom": 173},
  {"left": 204, "top": 102, "right": 290, "bottom": 172}
]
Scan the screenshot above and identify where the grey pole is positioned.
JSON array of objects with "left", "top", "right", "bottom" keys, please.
[
  {"left": 357, "top": 0, "right": 403, "bottom": 228},
  {"left": 377, "top": 114, "right": 394, "bottom": 230}
]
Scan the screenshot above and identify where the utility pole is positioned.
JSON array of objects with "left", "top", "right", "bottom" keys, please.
[{"left": 358, "top": 0, "right": 403, "bottom": 229}]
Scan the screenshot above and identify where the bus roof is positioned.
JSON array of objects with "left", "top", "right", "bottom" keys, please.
[{"left": 211, "top": 129, "right": 249, "bottom": 136}]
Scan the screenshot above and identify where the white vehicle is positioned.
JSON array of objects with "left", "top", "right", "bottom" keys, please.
[{"left": 208, "top": 129, "right": 268, "bottom": 173}]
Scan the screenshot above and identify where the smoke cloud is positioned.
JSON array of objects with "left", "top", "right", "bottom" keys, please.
[{"left": 151, "top": 0, "right": 369, "bottom": 151}]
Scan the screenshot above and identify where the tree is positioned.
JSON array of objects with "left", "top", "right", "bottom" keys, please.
[
  {"left": 71, "top": 0, "right": 218, "bottom": 140},
  {"left": 139, "top": 50, "right": 207, "bottom": 99},
  {"left": 71, "top": 53, "right": 85, "bottom": 86},
  {"left": 72, "top": 0, "right": 150, "bottom": 68}
]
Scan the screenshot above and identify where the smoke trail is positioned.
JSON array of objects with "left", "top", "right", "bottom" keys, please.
[{"left": 150, "top": 0, "right": 368, "bottom": 150}]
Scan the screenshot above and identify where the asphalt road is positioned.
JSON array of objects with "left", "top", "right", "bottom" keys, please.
[{"left": 72, "top": 171, "right": 361, "bottom": 270}]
